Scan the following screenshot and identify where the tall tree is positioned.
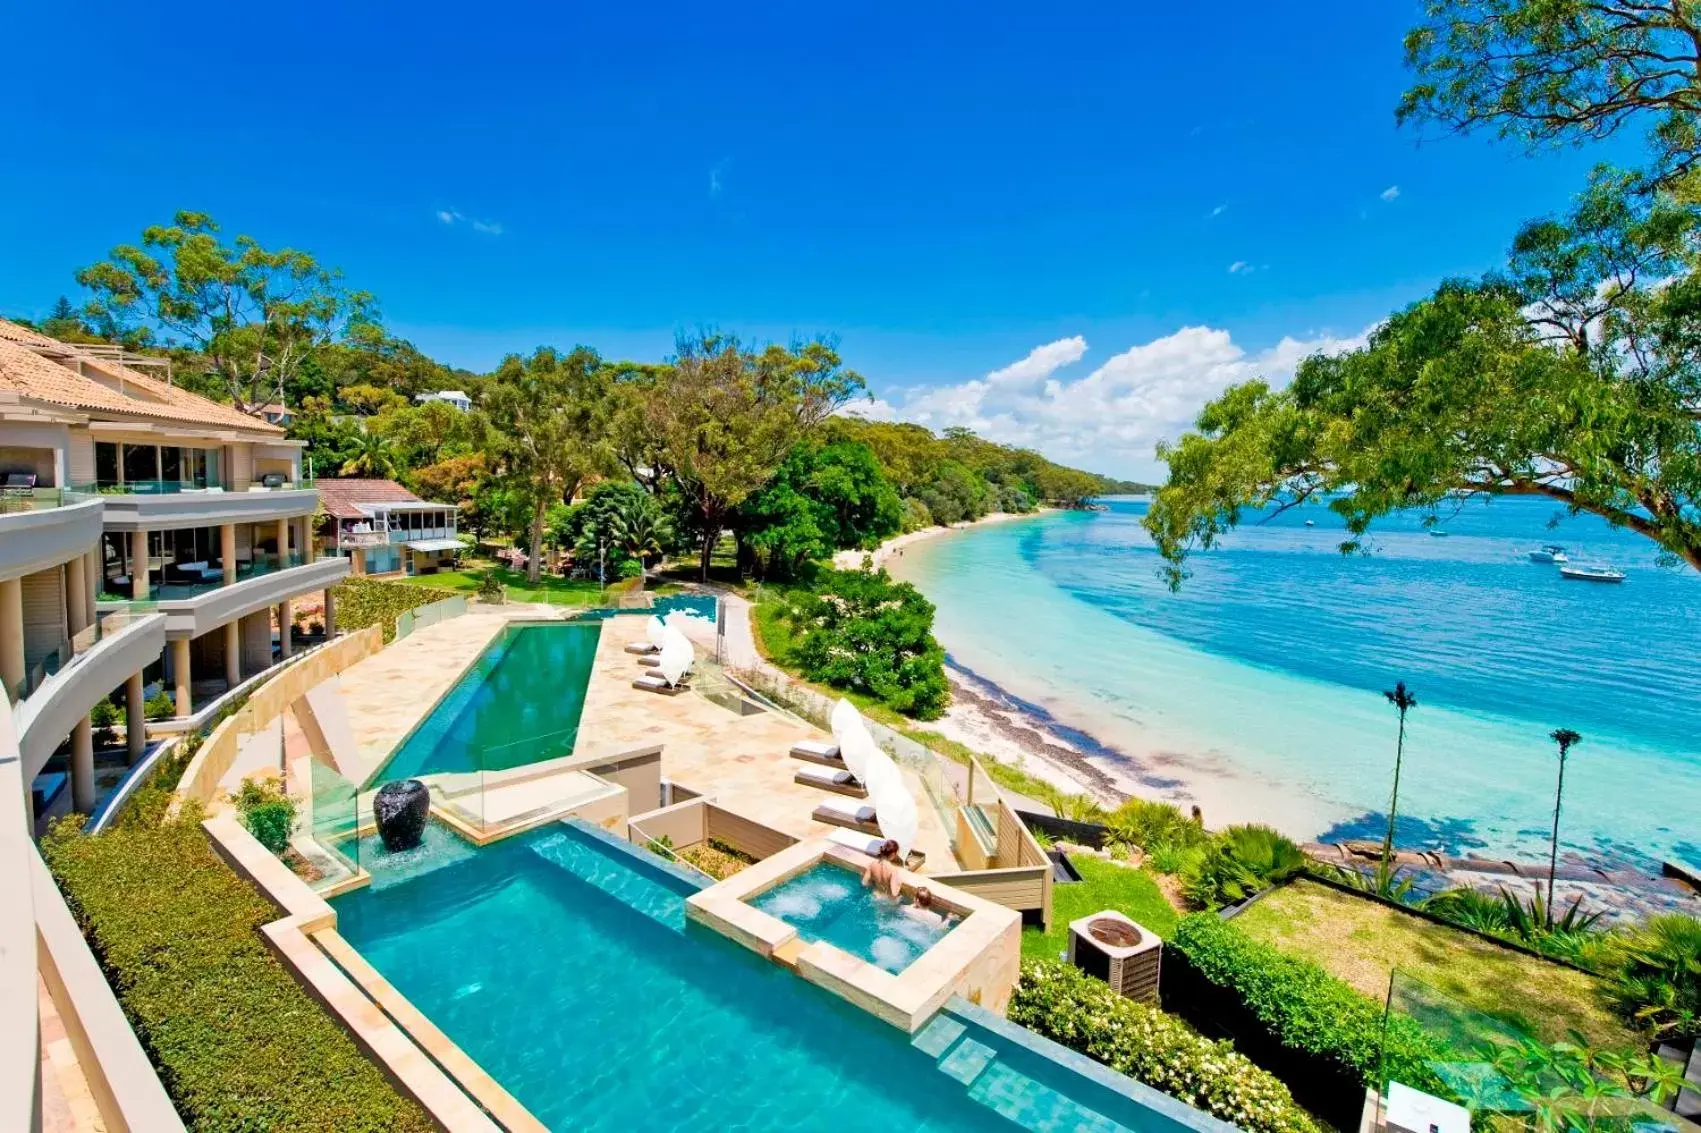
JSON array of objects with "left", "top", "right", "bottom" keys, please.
[
  {"left": 646, "top": 333, "right": 863, "bottom": 579},
  {"left": 483, "top": 346, "right": 611, "bottom": 583},
  {"left": 1400, "top": 0, "right": 1701, "bottom": 190},
  {"left": 1381, "top": 682, "right": 1418, "bottom": 869},
  {"left": 339, "top": 431, "right": 401, "bottom": 479},
  {"left": 606, "top": 494, "right": 672, "bottom": 590},
  {"left": 1145, "top": 171, "right": 1701, "bottom": 584},
  {"left": 1546, "top": 727, "right": 1583, "bottom": 920},
  {"left": 76, "top": 211, "right": 374, "bottom": 416}
]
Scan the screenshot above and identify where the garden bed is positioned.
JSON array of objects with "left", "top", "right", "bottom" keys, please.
[{"left": 1233, "top": 878, "right": 1635, "bottom": 1049}]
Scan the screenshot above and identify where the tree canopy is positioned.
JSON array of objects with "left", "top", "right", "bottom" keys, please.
[
  {"left": 76, "top": 211, "right": 375, "bottom": 415},
  {"left": 1146, "top": 170, "right": 1701, "bottom": 583}
]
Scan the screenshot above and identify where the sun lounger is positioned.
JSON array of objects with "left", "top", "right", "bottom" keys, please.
[
  {"left": 812, "top": 798, "right": 880, "bottom": 836},
  {"left": 637, "top": 655, "right": 660, "bottom": 667},
  {"left": 789, "top": 740, "right": 843, "bottom": 768},
  {"left": 823, "top": 827, "right": 926, "bottom": 869},
  {"left": 794, "top": 766, "right": 867, "bottom": 798},
  {"left": 632, "top": 673, "right": 690, "bottom": 696},
  {"left": 624, "top": 642, "right": 659, "bottom": 655}
]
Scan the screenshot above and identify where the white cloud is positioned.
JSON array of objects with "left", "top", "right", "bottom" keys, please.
[
  {"left": 709, "top": 159, "right": 729, "bottom": 197},
  {"left": 1380, "top": 185, "right": 1400, "bottom": 201},
  {"left": 846, "top": 323, "right": 1371, "bottom": 479},
  {"left": 436, "top": 208, "right": 503, "bottom": 235},
  {"left": 1208, "top": 204, "right": 1227, "bottom": 219},
  {"left": 1227, "top": 260, "right": 1252, "bottom": 274}
]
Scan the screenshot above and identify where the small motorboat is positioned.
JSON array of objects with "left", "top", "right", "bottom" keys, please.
[
  {"left": 1428, "top": 529, "right": 1450, "bottom": 537},
  {"left": 1304, "top": 519, "right": 1315, "bottom": 527},
  {"left": 1559, "top": 563, "right": 1625, "bottom": 583},
  {"left": 1527, "top": 544, "right": 1569, "bottom": 564}
]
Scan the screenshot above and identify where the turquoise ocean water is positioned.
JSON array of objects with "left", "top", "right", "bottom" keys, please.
[{"left": 889, "top": 498, "right": 1701, "bottom": 870}]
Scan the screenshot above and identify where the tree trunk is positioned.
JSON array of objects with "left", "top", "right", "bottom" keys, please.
[
  {"left": 1382, "top": 716, "right": 1406, "bottom": 868},
  {"left": 1547, "top": 753, "right": 1567, "bottom": 921},
  {"left": 528, "top": 497, "right": 545, "bottom": 585},
  {"left": 699, "top": 525, "right": 716, "bottom": 581}
]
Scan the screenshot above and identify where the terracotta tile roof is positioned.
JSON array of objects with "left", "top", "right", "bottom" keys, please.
[
  {"left": 314, "top": 478, "right": 421, "bottom": 519},
  {"left": 0, "top": 318, "right": 284, "bottom": 436}
]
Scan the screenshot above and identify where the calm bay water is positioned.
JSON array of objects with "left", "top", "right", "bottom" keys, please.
[{"left": 891, "top": 498, "right": 1701, "bottom": 870}]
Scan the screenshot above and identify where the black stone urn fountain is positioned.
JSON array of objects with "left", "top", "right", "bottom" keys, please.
[{"left": 373, "top": 779, "right": 429, "bottom": 852}]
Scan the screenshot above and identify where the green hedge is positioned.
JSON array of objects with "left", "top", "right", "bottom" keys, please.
[
  {"left": 1010, "top": 959, "right": 1318, "bottom": 1133},
  {"left": 331, "top": 577, "right": 457, "bottom": 642},
  {"left": 1170, "top": 913, "right": 1451, "bottom": 1096},
  {"left": 42, "top": 816, "right": 434, "bottom": 1132}
]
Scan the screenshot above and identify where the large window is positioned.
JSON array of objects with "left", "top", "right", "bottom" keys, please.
[{"left": 95, "top": 441, "right": 119, "bottom": 486}]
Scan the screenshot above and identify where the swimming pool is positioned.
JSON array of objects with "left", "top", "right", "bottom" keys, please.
[
  {"left": 376, "top": 622, "right": 600, "bottom": 783},
  {"left": 331, "top": 821, "right": 1231, "bottom": 1133},
  {"left": 569, "top": 593, "right": 719, "bottom": 625},
  {"left": 749, "top": 861, "right": 956, "bottom": 973}
]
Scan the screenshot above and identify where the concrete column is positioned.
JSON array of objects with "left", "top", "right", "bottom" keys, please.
[
  {"left": 71, "top": 717, "right": 95, "bottom": 813},
  {"left": 323, "top": 587, "right": 337, "bottom": 638},
  {"left": 0, "top": 577, "right": 23, "bottom": 700},
  {"left": 352, "top": 547, "right": 366, "bottom": 576},
  {"left": 125, "top": 670, "right": 146, "bottom": 763},
  {"left": 221, "top": 523, "right": 237, "bottom": 585},
  {"left": 303, "top": 516, "right": 316, "bottom": 562},
  {"left": 172, "top": 637, "right": 192, "bottom": 717},
  {"left": 277, "top": 600, "right": 293, "bottom": 659},
  {"left": 83, "top": 548, "right": 99, "bottom": 625},
  {"left": 65, "top": 554, "right": 89, "bottom": 637},
  {"left": 276, "top": 517, "right": 290, "bottom": 565},
  {"left": 224, "top": 620, "right": 241, "bottom": 687},
  {"left": 130, "top": 531, "right": 149, "bottom": 600}
]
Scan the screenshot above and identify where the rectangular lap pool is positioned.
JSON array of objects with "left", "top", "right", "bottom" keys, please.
[
  {"left": 748, "top": 860, "right": 957, "bottom": 973},
  {"left": 330, "top": 821, "right": 1232, "bottom": 1133},
  {"left": 376, "top": 621, "right": 600, "bottom": 783}
]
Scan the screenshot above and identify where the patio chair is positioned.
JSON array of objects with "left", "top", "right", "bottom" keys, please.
[
  {"left": 794, "top": 766, "right": 866, "bottom": 799},
  {"left": 823, "top": 827, "right": 926, "bottom": 869}
]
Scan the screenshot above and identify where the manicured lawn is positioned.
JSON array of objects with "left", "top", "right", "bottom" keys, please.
[
  {"left": 1022, "top": 854, "right": 1180, "bottom": 962},
  {"left": 1234, "top": 879, "right": 1636, "bottom": 1050},
  {"left": 394, "top": 562, "right": 610, "bottom": 604}
]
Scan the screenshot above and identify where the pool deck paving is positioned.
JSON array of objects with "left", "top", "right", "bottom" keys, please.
[{"left": 328, "top": 606, "right": 959, "bottom": 870}]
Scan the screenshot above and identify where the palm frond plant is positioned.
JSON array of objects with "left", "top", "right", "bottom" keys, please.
[
  {"left": 1604, "top": 913, "right": 1701, "bottom": 1042},
  {"left": 339, "top": 430, "right": 401, "bottom": 479},
  {"left": 1322, "top": 856, "right": 1419, "bottom": 903},
  {"left": 1185, "top": 824, "right": 1305, "bottom": 908},
  {"left": 606, "top": 495, "right": 672, "bottom": 591},
  {"left": 1381, "top": 680, "right": 1417, "bottom": 869},
  {"left": 1422, "top": 885, "right": 1511, "bottom": 933}
]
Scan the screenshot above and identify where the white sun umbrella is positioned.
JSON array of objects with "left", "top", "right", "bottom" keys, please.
[
  {"left": 829, "top": 698, "right": 873, "bottom": 784},
  {"left": 644, "top": 615, "right": 668, "bottom": 649},
  {"left": 657, "top": 625, "right": 694, "bottom": 687},
  {"left": 862, "top": 747, "right": 920, "bottom": 860}
]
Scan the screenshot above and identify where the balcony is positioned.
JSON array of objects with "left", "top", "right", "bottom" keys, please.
[
  {"left": 0, "top": 494, "right": 103, "bottom": 580},
  {"left": 14, "top": 610, "right": 166, "bottom": 777},
  {"left": 102, "top": 557, "right": 349, "bottom": 638},
  {"left": 73, "top": 480, "right": 318, "bottom": 530}
]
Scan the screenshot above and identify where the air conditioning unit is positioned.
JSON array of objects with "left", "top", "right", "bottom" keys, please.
[{"left": 1067, "top": 909, "right": 1161, "bottom": 1002}]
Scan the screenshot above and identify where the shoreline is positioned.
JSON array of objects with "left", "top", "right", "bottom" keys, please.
[{"left": 832, "top": 509, "right": 1047, "bottom": 572}]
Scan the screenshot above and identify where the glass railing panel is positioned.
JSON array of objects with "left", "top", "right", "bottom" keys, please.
[
  {"left": 0, "top": 486, "right": 76, "bottom": 514},
  {"left": 303, "top": 756, "right": 361, "bottom": 891}
]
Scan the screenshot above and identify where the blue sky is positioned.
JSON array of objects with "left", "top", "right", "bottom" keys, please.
[{"left": 0, "top": 1, "right": 1634, "bottom": 477}]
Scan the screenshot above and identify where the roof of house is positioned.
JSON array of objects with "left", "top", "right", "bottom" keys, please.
[
  {"left": 314, "top": 478, "right": 423, "bottom": 519},
  {"left": 0, "top": 318, "right": 285, "bottom": 436}
]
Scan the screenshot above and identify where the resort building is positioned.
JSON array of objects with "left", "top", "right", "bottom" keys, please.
[
  {"left": 0, "top": 317, "right": 347, "bottom": 826},
  {"left": 316, "top": 477, "right": 462, "bottom": 576}
]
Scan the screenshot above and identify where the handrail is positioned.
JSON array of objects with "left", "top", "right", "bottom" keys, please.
[{"left": 0, "top": 698, "right": 38, "bottom": 1133}]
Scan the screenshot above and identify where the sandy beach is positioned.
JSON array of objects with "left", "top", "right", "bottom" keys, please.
[{"left": 831, "top": 510, "right": 1042, "bottom": 571}]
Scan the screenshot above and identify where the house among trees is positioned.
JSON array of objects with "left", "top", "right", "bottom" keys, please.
[{"left": 315, "top": 478, "right": 462, "bottom": 576}]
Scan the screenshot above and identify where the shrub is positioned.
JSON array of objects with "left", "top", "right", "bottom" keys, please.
[
  {"left": 789, "top": 567, "right": 948, "bottom": 719},
  {"left": 1604, "top": 913, "right": 1701, "bottom": 1041},
  {"left": 232, "top": 776, "right": 298, "bottom": 855},
  {"left": 1010, "top": 959, "right": 1318, "bottom": 1133},
  {"left": 144, "top": 690, "right": 176, "bottom": 720},
  {"left": 89, "top": 697, "right": 122, "bottom": 728},
  {"left": 1185, "top": 824, "right": 1305, "bottom": 908},
  {"left": 475, "top": 571, "right": 505, "bottom": 603},
  {"left": 114, "top": 733, "right": 201, "bottom": 831},
  {"left": 40, "top": 816, "right": 434, "bottom": 1132},
  {"left": 1105, "top": 797, "right": 1208, "bottom": 857},
  {"left": 1170, "top": 913, "right": 1451, "bottom": 1096},
  {"left": 332, "top": 577, "right": 457, "bottom": 642}
]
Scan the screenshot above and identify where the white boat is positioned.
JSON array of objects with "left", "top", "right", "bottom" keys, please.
[
  {"left": 1429, "top": 529, "right": 1450, "bottom": 538},
  {"left": 1559, "top": 563, "right": 1625, "bottom": 583},
  {"left": 1304, "top": 519, "right": 1315, "bottom": 527},
  {"left": 1527, "top": 544, "right": 1569, "bottom": 564}
]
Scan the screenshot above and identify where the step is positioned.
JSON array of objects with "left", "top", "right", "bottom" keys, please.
[{"left": 912, "top": 1015, "right": 1137, "bottom": 1133}]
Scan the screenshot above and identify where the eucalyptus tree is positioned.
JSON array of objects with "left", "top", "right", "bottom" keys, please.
[
  {"left": 483, "top": 346, "right": 613, "bottom": 583},
  {"left": 645, "top": 333, "right": 864, "bottom": 580},
  {"left": 76, "top": 211, "right": 374, "bottom": 416}
]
